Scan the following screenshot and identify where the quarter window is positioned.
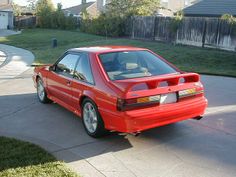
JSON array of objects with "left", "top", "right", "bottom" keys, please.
[
  {"left": 56, "top": 54, "right": 79, "bottom": 77},
  {"left": 74, "top": 54, "right": 94, "bottom": 84}
]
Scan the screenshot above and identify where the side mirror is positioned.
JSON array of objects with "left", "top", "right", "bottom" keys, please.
[{"left": 49, "top": 65, "right": 56, "bottom": 71}]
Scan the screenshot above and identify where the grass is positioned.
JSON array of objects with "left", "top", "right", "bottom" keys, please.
[
  {"left": 0, "top": 28, "right": 236, "bottom": 77},
  {"left": 0, "top": 136, "right": 79, "bottom": 177}
]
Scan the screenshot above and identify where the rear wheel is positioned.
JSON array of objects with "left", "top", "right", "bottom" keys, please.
[
  {"left": 37, "top": 78, "right": 52, "bottom": 104},
  {"left": 82, "top": 98, "right": 107, "bottom": 138}
]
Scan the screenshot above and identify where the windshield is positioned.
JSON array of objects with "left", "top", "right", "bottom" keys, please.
[{"left": 99, "top": 50, "right": 177, "bottom": 80}]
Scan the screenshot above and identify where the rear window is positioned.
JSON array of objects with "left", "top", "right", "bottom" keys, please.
[{"left": 99, "top": 51, "right": 177, "bottom": 80}]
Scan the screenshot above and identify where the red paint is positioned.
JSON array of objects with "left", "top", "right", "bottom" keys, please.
[{"left": 33, "top": 46, "right": 208, "bottom": 133}]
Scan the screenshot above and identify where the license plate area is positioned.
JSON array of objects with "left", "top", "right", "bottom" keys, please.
[{"left": 160, "top": 93, "right": 177, "bottom": 104}]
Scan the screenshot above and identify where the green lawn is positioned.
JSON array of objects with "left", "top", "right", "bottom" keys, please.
[
  {"left": 0, "top": 29, "right": 236, "bottom": 77},
  {"left": 0, "top": 136, "right": 79, "bottom": 177}
]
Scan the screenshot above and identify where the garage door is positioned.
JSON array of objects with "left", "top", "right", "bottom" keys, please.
[{"left": 0, "top": 12, "right": 8, "bottom": 29}]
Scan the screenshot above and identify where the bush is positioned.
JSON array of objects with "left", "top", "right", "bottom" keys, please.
[
  {"left": 170, "top": 11, "right": 183, "bottom": 33},
  {"left": 36, "top": 2, "right": 77, "bottom": 30},
  {"left": 220, "top": 14, "right": 236, "bottom": 36},
  {"left": 37, "top": 12, "right": 77, "bottom": 30},
  {"left": 221, "top": 14, "right": 236, "bottom": 25},
  {"left": 80, "top": 14, "right": 126, "bottom": 37}
]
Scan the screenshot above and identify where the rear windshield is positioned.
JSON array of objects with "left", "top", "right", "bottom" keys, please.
[{"left": 99, "top": 50, "right": 177, "bottom": 80}]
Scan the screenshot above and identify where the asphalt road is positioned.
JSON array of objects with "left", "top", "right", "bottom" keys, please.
[{"left": 0, "top": 68, "right": 235, "bottom": 177}]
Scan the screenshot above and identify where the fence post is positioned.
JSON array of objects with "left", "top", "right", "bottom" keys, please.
[
  {"left": 132, "top": 16, "right": 135, "bottom": 39},
  {"left": 202, "top": 20, "right": 207, "bottom": 48},
  {"left": 215, "top": 19, "right": 220, "bottom": 45},
  {"left": 153, "top": 17, "right": 157, "bottom": 41}
]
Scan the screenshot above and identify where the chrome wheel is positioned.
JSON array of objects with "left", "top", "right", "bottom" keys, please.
[
  {"left": 83, "top": 102, "right": 98, "bottom": 134},
  {"left": 37, "top": 79, "right": 45, "bottom": 101}
]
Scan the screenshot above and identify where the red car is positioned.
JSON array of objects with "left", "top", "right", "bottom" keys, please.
[{"left": 33, "top": 46, "right": 207, "bottom": 137}]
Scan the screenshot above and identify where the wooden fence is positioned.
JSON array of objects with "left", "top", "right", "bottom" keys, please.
[
  {"left": 125, "top": 16, "right": 236, "bottom": 51},
  {"left": 14, "top": 16, "right": 36, "bottom": 29}
]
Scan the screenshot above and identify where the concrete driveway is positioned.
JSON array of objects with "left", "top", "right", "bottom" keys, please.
[{"left": 0, "top": 47, "right": 235, "bottom": 177}]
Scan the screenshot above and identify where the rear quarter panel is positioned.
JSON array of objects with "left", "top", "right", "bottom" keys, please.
[{"left": 88, "top": 53, "right": 121, "bottom": 129}]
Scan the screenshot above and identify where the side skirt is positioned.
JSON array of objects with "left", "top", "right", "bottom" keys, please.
[{"left": 48, "top": 95, "right": 82, "bottom": 118}]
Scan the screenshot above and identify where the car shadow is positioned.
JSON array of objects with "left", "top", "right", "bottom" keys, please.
[{"left": 0, "top": 93, "right": 236, "bottom": 172}]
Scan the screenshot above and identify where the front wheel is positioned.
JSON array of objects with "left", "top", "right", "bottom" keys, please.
[
  {"left": 37, "top": 78, "right": 52, "bottom": 104},
  {"left": 82, "top": 98, "right": 107, "bottom": 138}
]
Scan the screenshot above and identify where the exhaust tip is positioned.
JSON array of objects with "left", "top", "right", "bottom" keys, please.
[
  {"left": 193, "top": 116, "right": 203, "bottom": 120},
  {"left": 130, "top": 132, "right": 141, "bottom": 137}
]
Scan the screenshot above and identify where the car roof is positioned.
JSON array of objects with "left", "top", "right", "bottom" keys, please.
[{"left": 67, "top": 46, "right": 147, "bottom": 54}]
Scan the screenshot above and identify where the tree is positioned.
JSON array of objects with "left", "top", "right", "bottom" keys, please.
[
  {"left": 54, "top": 3, "right": 67, "bottom": 29},
  {"left": 106, "top": 0, "right": 160, "bottom": 17},
  {"left": 35, "top": 0, "right": 54, "bottom": 15},
  {"left": 27, "top": 0, "right": 37, "bottom": 14},
  {"left": 35, "top": 0, "right": 55, "bottom": 28},
  {"left": 12, "top": 3, "right": 22, "bottom": 17},
  {"left": 80, "top": 0, "right": 161, "bottom": 37}
]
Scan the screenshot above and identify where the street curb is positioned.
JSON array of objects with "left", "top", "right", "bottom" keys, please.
[
  {"left": 0, "top": 50, "right": 7, "bottom": 67},
  {"left": 0, "top": 44, "right": 35, "bottom": 84}
]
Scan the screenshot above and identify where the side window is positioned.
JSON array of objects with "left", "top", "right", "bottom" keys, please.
[
  {"left": 56, "top": 54, "right": 79, "bottom": 77},
  {"left": 74, "top": 54, "right": 94, "bottom": 84}
]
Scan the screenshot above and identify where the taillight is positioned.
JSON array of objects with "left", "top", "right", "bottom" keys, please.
[
  {"left": 117, "top": 95, "right": 160, "bottom": 111},
  {"left": 178, "top": 88, "right": 204, "bottom": 99},
  {"left": 178, "top": 88, "right": 197, "bottom": 98}
]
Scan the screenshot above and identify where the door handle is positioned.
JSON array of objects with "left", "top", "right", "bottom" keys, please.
[{"left": 66, "top": 80, "right": 71, "bottom": 86}]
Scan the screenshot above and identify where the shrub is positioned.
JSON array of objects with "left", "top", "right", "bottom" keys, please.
[
  {"left": 80, "top": 14, "right": 126, "bottom": 37},
  {"left": 221, "top": 14, "right": 236, "bottom": 35},
  {"left": 36, "top": 2, "right": 77, "bottom": 30},
  {"left": 221, "top": 14, "right": 236, "bottom": 25},
  {"left": 170, "top": 11, "right": 184, "bottom": 33},
  {"left": 37, "top": 12, "right": 76, "bottom": 30}
]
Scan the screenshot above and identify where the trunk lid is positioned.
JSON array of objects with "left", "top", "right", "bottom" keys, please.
[{"left": 111, "top": 73, "right": 201, "bottom": 99}]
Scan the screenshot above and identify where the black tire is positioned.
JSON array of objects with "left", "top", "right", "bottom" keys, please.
[
  {"left": 82, "top": 98, "right": 107, "bottom": 138},
  {"left": 37, "top": 77, "right": 52, "bottom": 104}
]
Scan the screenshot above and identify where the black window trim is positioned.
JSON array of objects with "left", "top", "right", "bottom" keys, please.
[
  {"left": 73, "top": 52, "right": 95, "bottom": 86},
  {"left": 52, "top": 51, "right": 95, "bottom": 86},
  {"left": 53, "top": 51, "right": 78, "bottom": 79}
]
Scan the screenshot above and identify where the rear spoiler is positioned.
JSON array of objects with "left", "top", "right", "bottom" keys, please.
[{"left": 112, "top": 73, "right": 200, "bottom": 94}]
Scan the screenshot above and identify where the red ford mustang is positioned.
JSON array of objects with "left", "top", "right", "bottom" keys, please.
[{"left": 33, "top": 46, "right": 207, "bottom": 137}]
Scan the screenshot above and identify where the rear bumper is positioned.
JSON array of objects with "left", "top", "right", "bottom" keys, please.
[{"left": 100, "top": 97, "right": 208, "bottom": 133}]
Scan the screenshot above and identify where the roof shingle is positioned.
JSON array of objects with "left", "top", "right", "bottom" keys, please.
[
  {"left": 183, "top": 0, "right": 236, "bottom": 17},
  {"left": 63, "top": 2, "right": 95, "bottom": 15}
]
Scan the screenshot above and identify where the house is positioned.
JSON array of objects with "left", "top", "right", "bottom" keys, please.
[
  {"left": 63, "top": 0, "right": 109, "bottom": 18},
  {"left": 183, "top": 0, "right": 236, "bottom": 17},
  {"left": 0, "top": 0, "right": 13, "bottom": 29},
  {"left": 158, "top": 0, "right": 197, "bottom": 16},
  {"left": 63, "top": 1, "right": 97, "bottom": 18},
  {"left": 96, "top": 0, "right": 111, "bottom": 12}
]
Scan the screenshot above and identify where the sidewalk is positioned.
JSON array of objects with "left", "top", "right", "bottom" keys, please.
[
  {"left": 0, "top": 44, "right": 35, "bottom": 84},
  {"left": 0, "top": 50, "right": 6, "bottom": 66},
  {"left": 0, "top": 30, "right": 21, "bottom": 37}
]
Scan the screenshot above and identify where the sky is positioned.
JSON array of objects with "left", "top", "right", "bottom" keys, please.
[{"left": 13, "top": 0, "right": 94, "bottom": 8}]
